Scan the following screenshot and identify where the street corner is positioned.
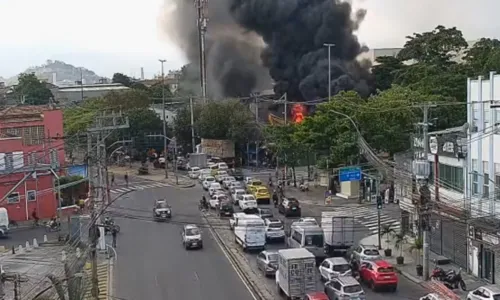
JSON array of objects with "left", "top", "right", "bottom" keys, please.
[{"left": 83, "top": 261, "right": 110, "bottom": 300}]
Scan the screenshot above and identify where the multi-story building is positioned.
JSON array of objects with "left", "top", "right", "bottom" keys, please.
[
  {"left": 51, "top": 83, "right": 129, "bottom": 104},
  {"left": 467, "top": 72, "right": 500, "bottom": 283},
  {"left": 0, "top": 105, "right": 65, "bottom": 221}
]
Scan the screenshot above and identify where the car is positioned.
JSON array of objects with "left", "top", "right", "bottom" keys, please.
[
  {"left": 188, "top": 167, "right": 201, "bottom": 179},
  {"left": 304, "top": 292, "right": 329, "bottom": 300},
  {"left": 291, "top": 217, "right": 318, "bottom": 230},
  {"left": 202, "top": 176, "right": 216, "bottom": 190},
  {"left": 256, "top": 250, "right": 279, "bottom": 276},
  {"left": 351, "top": 244, "right": 382, "bottom": 261},
  {"left": 246, "top": 179, "right": 263, "bottom": 193},
  {"left": 209, "top": 194, "right": 227, "bottom": 209},
  {"left": 229, "top": 169, "right": 244, "bottom": 181},
  {"left": 252, "top": 186, "right": 271, "bottom": 204},
  {"left": 467, "top": 285, "right": 500, "bottom": 300},
  {"left": 278, "top": 197, "right": 301, "bottom": 217},
  {"left": 182, "top": 224, "right": 203, "bottom": 249},
  {"left": 359, "top": 260, "right": 398, "bottom": 291},
  {"left": 218, "top": 201, "right": 234, "bottom": 217},
  {"left": 244, "top": 177, "right": 254, "bottom": 185},
  {"left": 239, "top": 194, "right": 258, "bottom": 212},
  {"left": 419, "top": 293, "right": 443, "bottom": 300},
  {"left": 264, "top": 218, "right": 285, "bottom": 242},
  {"left": 215, "top": 170, "right": 229, "bottom": 182},
  {"left": 324, "top": 276, "right": 365, "bottom": 300},
  {"left": 208, "top": 183, "right": 223, "bottom": 196},
  {"left": 231, "top": 188, "right": 246, "bottom": 205},
  {"left": 153, "top": 199, "right": 171, "bottom": 221},
  {"left": 198, "top": 169, "right": 211, "bottom": 182},
  {"left": 228, "top": 181, "right": 243, "bottom": 193},
  {"left": 319, "top": 257, "right": 352, "bottom": 281},
  {"left": 257, "top": 208, "right": 273, "bottom": 219},
  {"left": 229, "top": 212, "right": 248, "bottom": 230},
  {"left": 217, "top": 162, "right": 229, "bottom": 170},
  {"left": 223, "top": 176, "right": 236, "bottom": 189}
]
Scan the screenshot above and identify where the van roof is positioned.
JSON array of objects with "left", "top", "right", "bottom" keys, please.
[
  {"left": 242, "top": 215, "right": 263, "bottom": 220},
  {"left": 278, "top": 248, "right": 315, "bottom": 259}
]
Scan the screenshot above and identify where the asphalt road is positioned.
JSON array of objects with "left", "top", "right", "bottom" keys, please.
[
  {"left": 0, "top": 226, "right": 58, "bottom": 250},
  {"left": 109, "top": 180, "right": 255, "bottom": 300},
  {"left": 199, "top": 179, "right": 430, "bottom": 300}
]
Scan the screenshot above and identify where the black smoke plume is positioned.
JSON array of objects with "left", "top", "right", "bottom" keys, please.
[{"left": 162, "top": 0, "right": 372, "bottom": 100}]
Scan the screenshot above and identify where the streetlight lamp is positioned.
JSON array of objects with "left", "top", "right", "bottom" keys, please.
[
  {"left": 323, "top": 43, "right": 335, "bottom": 101},
  {"left": 147, "top": 134, "right": 178, "bottom": 185},
  {"left": 159, "top": 59, "right": 168, "bottom": 179}
]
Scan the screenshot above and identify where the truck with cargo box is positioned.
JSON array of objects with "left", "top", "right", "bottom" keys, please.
[
  {"left": 188, "top": 153, "right": 207, "bottom": 169},
  {"left": 321, "top": 211, "right": 354, "bottom": 256},
  {"left": 275, "top": 248, "right": 316, "bottom": 299}
]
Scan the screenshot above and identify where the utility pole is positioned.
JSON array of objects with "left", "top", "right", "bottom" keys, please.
[
  {"left": 195, "top": 0, "right": 208, "bottom": 101},
  {"left": 87, "top": 112, "right": 129, "bottom": 299},
  {"left": 255, "top": 96, "right": 259, "bottom": 167},
  {"left": 159, "top": 59, "right": 168, "bottom": 178},
  {"left": 80, "top": 68, "right": 84, "bottom": 102},
  {"left": 323, "top": 43, "right": 335, "bottom": 100},
  {"left": 190, "top": 97, "right": 196, "bottom": 153}
]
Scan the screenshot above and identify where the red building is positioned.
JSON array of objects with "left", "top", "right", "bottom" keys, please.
[{"left": 0, "top": 105, "right": 65, "bottom": 221}]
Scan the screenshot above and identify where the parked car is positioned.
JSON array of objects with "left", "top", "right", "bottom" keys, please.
[
  {"left": 319, "top": 257, "right": 352, "bottom": 281},
  {"left": 351, "top": 244, "right": 382, "bottom": 261},
  {"left": 359, "top": 260, "right": 398, "bottom": 292},
  {"left": 278, "top": 197, "right": 301, "bottom": 217},
  {"left": 256, "top": 250, "right": 279, "bottom": 277},
  {"left": 467, "top": 285, "right": 500, "bottom": 300},
  {"left": 324, "top": 276, "right": 365, "bottom": 299}
]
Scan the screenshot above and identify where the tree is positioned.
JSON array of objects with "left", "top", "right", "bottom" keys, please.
[
  {"left": 112, "top": 73, "right": 132, "bottom": 87},
  {"left": 125, "top": 107, "right": 167, "bottom": 153},
  {"left": 149, "top": 82, "right": 174, "bottom": 100},
  {"left": 173, "top": 104, "right": 202, "bottom": 154},
  {"left": 371, "top": 56, "right": 406, "bottom": 92},
  {"left": 63, "top": 98, "right": 105, "bottom": 136},
  {"left": 464, "top": 38, "right": 500, "bottom": 75},
  {"left": 397, "top": 25, "right": 468, "bottom": 66},
  {"left": 13, "top": 73, "right": 54, "bottom": 105},
  {"left": 104, "top": 89, "right": 152, "bottom": 110}
]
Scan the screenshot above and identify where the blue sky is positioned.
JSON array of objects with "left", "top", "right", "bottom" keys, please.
[{"left": 1, "top": 0, "right": 499, "bottom": 79}]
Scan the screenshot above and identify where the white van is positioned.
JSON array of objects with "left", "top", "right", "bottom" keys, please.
[
  {"left": 0, "top": 208, "right": 9, "bottom": 237},
  {"left": 234, "top": 215, "right": 266, "bottom": 251}
]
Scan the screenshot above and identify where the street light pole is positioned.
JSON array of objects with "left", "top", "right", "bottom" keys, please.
[
  {"left": 159, "top": 59, "right": 168, "bottom": 179},
  {"left": 147, "top": 135, "right": 178, "bottom": 185},
  {"left": 323, "top": 43, "right": 335, "bottom": 100}
]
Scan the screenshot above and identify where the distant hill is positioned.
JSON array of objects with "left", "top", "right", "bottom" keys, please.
[{"left": 1, "top": 60, "right": 104, "bottom": 86}]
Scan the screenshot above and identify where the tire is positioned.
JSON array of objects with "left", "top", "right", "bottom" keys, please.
[
  {"left": 370, "top": 281, "right": 376, "bottom": 291},
  {"left": 460, "top": 280, "right": 467, "bottom": 291}
]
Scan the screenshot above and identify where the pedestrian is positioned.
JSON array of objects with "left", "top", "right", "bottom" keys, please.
[
  {"left": 111, "top": 173, "right": 115, "bottom": 186},
  {"left": 31, "top": 209, "right": 39, "bottom": 226},
  {"left": 124, "top": 172, "right": 129, "bottom": 188},
  {"left": 111, "top": 226, "right": 118, "bottom": 248}
]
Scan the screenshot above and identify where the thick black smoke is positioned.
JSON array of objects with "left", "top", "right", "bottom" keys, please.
[{"left": 162, "top": 0, "right": 372, "bottom": 100}]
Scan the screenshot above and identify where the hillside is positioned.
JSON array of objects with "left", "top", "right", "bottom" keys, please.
[{"left": 2, "top": 60, "right": 104, "bottom": 86}]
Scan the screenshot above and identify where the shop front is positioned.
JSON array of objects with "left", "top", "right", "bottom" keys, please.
[{"left": 468, "top": 217, "right": 500, "bottom": 283}]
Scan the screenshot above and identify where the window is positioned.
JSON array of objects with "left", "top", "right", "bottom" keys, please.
[
  {"left": 304, "top": 234, "right": 323, "bottom": 247},
  {"left": 438, "top": 163, "right": 464, "bottom": 192},
  {"left": 473, "top": 173, "right": 479, "bottom": 195},
  {"left": 23, "top": 126, "right": 44, "bottom": 145},
  {"left": 27, "top": 190, "right": 36, "bottom": 202},
  {"left": 7, "top": 193, "right": 19, "bottom": 203},
  {"left": 292, "top": 230, "right": 302, "bottom": 244},
  {"left": 484, "top": 173, "right": 490, "bottom": 198},
  {"left": 4, "top": 153, "right": 13, "bottom": 170}
]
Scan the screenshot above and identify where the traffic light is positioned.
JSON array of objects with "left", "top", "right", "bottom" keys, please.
[{"left": 376, "top": 195, "right": 383, "bottom": 209}]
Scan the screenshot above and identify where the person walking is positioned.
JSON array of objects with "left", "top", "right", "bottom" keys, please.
[
  {"left": 31, "top": 209, "right": 39, "bottom": 226},
  {"left": 124, "top": 172, "right": 129, "bottom": 188},
  {"left": 111, "top": 226, "right": 118, "bottom": 248},
  {"left": 111, "top": 173, "right": 115, "bottom": 186}
]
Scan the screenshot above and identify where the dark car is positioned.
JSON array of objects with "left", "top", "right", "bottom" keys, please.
[
  {"left": 229, "top": 169, "right": 244, "bottom": 181},
  {"left": 278, "top": 197, "right": 301, "bottom": 217},
  {"left": 257, "top": 208, "right": 273, "bottom": 219},
  {"left": 153, "top": 199, "right": 171, "bottom": 221},
  {"left": 218, "top": 201, "right": 234, "bottom": 218}
]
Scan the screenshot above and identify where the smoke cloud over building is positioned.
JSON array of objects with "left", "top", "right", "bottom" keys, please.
[{"left": 161, "top": 0, "right": 372, "bottom": 100}]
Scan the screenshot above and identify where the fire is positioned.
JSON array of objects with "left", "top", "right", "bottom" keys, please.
[{"left": 291, "top": 104, "right": 305, "bottom": 123}]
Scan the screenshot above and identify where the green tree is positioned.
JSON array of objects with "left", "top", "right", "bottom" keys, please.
[
  {"left": 125, "top": 107, "right": 167, "bottom": 152},
  {"left": 112, "top": 73, "right": 132, "bottom": 87},
  {"left": 464, "top": 38, "right": 500, "bottom": 76},
  {"left": 63, "top": 98, "right": 105, "bottom": 136},
  {"left": 371, "top": 56, "right": 406, "bottom": 92},
  {"left": 104, "top": 89, "right": 152, "bottom": 110},
  {"left": 172, "top": 104, "right": 202, "bottom": 154},
  {"left": 13, "top": 73, "right": 54, "bottom": 105},
  {"left": 149, "top": 82, "right": 174, "bottom": 100}
]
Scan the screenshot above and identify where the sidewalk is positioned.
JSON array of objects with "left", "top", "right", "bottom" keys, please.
[
  {"left": 108, "top": 164, "right": 195, "bottom": 188},
  {"left": 360, "top": 234, "right": 484, "bottom": 299}
]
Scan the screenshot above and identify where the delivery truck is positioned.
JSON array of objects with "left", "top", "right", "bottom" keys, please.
[
  {"left": 321, "top": 211, "right": 354, "bottom": 257},
  {"left": 275, "top": 248, "right": 316, "bottom": 299},
  {"left": 188, "top": 153, "right": 207, "bottom": 169}
]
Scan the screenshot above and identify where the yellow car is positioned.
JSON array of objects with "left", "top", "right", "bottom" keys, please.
[
  {"left": 247, "top": 180, "right": 263, "bottom": 193},
  {"left": 252, "top": 186, "right": 270, "bottom": 205}
]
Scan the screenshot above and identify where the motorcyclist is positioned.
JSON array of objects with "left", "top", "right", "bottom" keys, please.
[
  {"left": 268, "top": 175, "right": 273, "bottom": 187},
  {"left": 49, "top": 215, "right": 58, "bottom": 228},
  {"left": 350, "top": 258, "right": 360, "bottom": 277},
  {"left": 272, "top": 191, "right": 279, "bottom": 207}
]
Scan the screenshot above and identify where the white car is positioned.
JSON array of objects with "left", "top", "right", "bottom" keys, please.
[
  {"left": 223, "top": 176, "right": 236, "bottom": 189},
  {"left": 215, "top": 171, "right": 229, "bottom": 182},
  {"left": 239, "top": 194, "right": 258, "bottom": 211},
  {"left": 188, "top": 167, "right": 201, "bottom": 179},
  {"left": 264, "top": 218, "right": 285, "bottom": 241},
  {"left": 231, "top": 188, "right": 246, "bottom": 204},
  {"left": 319, "top": 257, "right": 352, "bottom": 281},
  {"left": 209, "top": 183, "right": 223, "bottom": 196},
  {"left": 467, "top": 285, "right": 500, "bottom": 300},
  {"left": 244, "top": 177, "right": 253, "bottom": 186},
  {"left": 218, "top": 162, "right": 229, "bottom": 170},
  {"left": 182, "top": 224, "right": 203, "bottom": 249},
  {"left": 419, "top": 293, "right": 442, "bottom": 300},
  {"left": 210, "top": 194, "right": 229, "bottom": 209},
  {"left": 291, "top": 217, "right": 318, "bottom": 229},
  {"left": 202, "top": 176, "right": 216, "bottom": 190},
  {"left": 229, "top": 212, "right": 248, "bottom": 230},
  {"left": 229, "top": 181, "right": 243, "bottom": 193}
]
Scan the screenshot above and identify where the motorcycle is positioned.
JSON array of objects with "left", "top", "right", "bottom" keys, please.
[
  {"left": 104, "top": 218, "right": 121, "bottom": 234},
  {"left": 299, "top": 182, "right": 309, "bottom": 192},
  {"left": 431, "top": 267, "right": 466, "bottom": 291},
  {"left": 45, "top": 220, "right": 61, "bottom": 232}
]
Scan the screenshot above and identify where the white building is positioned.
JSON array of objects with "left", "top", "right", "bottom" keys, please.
[{"left": 466, "top": 72, "right": 500, "bottom": 284}]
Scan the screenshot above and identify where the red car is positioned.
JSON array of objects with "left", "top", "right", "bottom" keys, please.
[
  {"left": 359, "top": 260, "right": 398, "bottom": 291},
  {"left": 304, "top": 292, "right": 329, "bottom": 300}
]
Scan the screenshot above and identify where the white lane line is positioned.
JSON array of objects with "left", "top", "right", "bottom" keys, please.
[
  {"left": 194, "top": 271, "right": 199, "bottom": 281},
  {"left": 155, "top": 274, "right": 159, "bottom": 287}
]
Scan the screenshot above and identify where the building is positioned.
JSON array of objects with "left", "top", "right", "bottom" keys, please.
[
  {"left": 357, "top": 48, "right": 403, "bottom": 65},
  {"left": 466, "top": 72, "right": 500, "bottom": 283},
  {"left": 0, "top": 105, "right": 65, "bottom": 221},
  {"left": 51, "top": 83, "right": 129, "bottom": 104}
]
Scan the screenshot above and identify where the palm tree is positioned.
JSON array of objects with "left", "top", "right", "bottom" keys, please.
[
  {"left": 393, "top": 232, "right": 407, "bottom": 264},
  {"left": 380, "top": 224, "right": 396, "bottom": 244},
  {"left": 408, "top": 237, "right": 424, "bottom": 265}
]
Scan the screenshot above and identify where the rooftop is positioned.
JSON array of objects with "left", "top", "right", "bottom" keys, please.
[
  {"left": 56, "top": 83, "right": 129, "bottom": 92},
  {"left": 0, "top": 105, "right": 56, "bottom": 117}
]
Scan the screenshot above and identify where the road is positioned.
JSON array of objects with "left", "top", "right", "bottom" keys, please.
[
  {"left": 199, "top": 178, "right": 430, "bottom": 300},
  {"left": 0, "top": 226, "right": 58, "bottom": 250},
  {"left": 109, "top": 180, "right": 255, "bottom": 300}
]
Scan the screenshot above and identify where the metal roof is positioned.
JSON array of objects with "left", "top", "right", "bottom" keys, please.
[
  {"left": 57, "top": 84, "right": 129, "bottom": 93},
  {"left": 429, "top": 126, "right": 464, "bottom": 135}
]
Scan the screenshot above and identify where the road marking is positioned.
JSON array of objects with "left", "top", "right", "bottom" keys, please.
[
  {"left": 205, "top": 218, "right": 259, "bottom": 300},
  {"left": 155, "top": 274, "right": 159, "bottom": 287},
  {"left": 194, "top": 271, "right": 199, "bottom": 281}
]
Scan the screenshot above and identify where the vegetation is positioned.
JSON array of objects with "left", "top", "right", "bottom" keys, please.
[{"left": 13, "top": 73, "right": 54, "bottom": 105}]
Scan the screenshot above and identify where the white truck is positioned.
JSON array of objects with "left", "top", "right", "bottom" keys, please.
[
  {"left": 321, "top": 211, "right": 354, "bottom": 257},
  {"left": 275, "top": 248, "right": 316, "bottom": 299},
  {"left": 188, "top": 153, "right": 207, "bottom": 169}
]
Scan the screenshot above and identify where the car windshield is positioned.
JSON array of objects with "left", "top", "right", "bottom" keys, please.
[
  {"left": 245, "top": 196, "right": 256, "bottom": 201},
  {"left": 236, "top": 191, "right": 245, "bottom": 195},
  {"left": 268, "top": 222, "right": 283, "bottom": 228},
  {"left": 156, "top": 202, "right": 168, "bottom": 208},
  {"left": 206, "top": 177, "right": 215, "bottom": 181},
  {"left": 364, "top": 249, "right": 380, "bottom": 256},
  {"left": 260, "top": 209, "right": 272, "bottom": 215},
  {"left": 252, "top": 181, "right": 262, "bottom": 186},
  {"left": 186, "top": 228, "right": 200, "bottom": 236},
  {"left": 268, "top": 254, "right": 278, "bottom": 261},
  {"left": 257, "top": 188, "right": 267, "bottom": 193},
  {"left": 332, "top": 264, "right": 350, "bottom": 272},
  {"left": 305, "top": 234, "right": 323, "bottom": 247},
  {"left": 343, "top": 284, "right": 362, "bottom": 293}
]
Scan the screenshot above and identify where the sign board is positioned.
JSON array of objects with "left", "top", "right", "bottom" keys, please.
[
  {"left": 339, "top": 167, "right": 361, "bottom": 182},
  {"left": 200, "top": 139, "right": 235, "bottom": 158}
]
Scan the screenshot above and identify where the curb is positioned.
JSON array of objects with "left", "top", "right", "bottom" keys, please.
[
  {"left": 393, "top": 266, "right": 424, "bottom": 284},
  {"left": 84, "top": 262, "right": 110, "bottom": 300}
]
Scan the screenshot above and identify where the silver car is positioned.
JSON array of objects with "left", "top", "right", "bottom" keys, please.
[
  {"left": 351, "top": 244, "right": 382, "bottom": 261},
  {"left": 467, "top": 285, "right": 500, "bottom": 300},
  {"left": 256, "top": 250, "right": 279, "bottom": 276},
  {"left": 324, "top": 276, "right": 365, "bottom": 300}
]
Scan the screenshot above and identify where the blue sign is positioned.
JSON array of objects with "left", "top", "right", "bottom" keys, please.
[{"left": 339, "top": 167, "right": 361, "bottom": 182}]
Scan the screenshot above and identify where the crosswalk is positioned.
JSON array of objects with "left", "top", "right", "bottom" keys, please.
[
  {"left": 110, "top": 182, "right": 172, "bottom": 194},
  {"left": 329, "top": 206, "right": 401, "bottom": 235}
]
